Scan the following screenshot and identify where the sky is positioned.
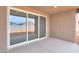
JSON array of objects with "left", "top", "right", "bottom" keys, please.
[{"left": 10, "top": 15, "right": 34, "bottom": 24}]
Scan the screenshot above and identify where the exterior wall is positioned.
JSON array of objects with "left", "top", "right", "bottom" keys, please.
[
  {"left": 0, "top": 6, "right": 7, "bottom": 52},
  {"left": 50, "top": 10, "right": 76, "bottom": 42}
]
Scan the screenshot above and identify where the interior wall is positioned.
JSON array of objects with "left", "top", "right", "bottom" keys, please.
[
  {"left": 50, "top": 10, "right": 76, "bottom": 42},
  {"left": 0, "top": 6, "right": 7, "bottom": 52}
]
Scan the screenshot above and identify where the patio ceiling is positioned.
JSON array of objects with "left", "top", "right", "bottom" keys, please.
[{"left": 32, "top": 6, "right": 79, "bottom": 14}]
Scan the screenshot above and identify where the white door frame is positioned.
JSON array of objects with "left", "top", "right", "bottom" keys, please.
[{"left": 7, "top": 6, "right": 48, "bottom": 49}]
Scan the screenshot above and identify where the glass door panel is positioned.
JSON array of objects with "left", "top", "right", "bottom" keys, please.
[
  {"left": 10, "top": 9, "right": 27, "bottom": 45},
  {"left": 28, "top": 14, "right": 38, "bottom": 41},
  {"left": 39, "top": 16, "right": 46, "bottom": 38}
]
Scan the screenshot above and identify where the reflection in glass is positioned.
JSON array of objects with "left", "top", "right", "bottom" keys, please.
[
  {"left": 10, "top": 9, "right": 27, "bottom": 45},
  {"left": 39, "top": 16, "right": 46, "bottom": 38},
  {"left": 28, "top": 14, "right": 38, "bottom": 41}
]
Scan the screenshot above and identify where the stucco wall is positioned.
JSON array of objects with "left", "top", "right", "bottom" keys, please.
[
  {"left": 0, "top": 6, "right": 7, "bottom": 52},
  {"left": 50, "top": 10, "right": 76, "bottom": 42}
]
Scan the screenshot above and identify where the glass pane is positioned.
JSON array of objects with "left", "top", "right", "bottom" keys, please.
[
  {"left": 10, "top": 9, "right": 27, "bottom": 45},
  {"left": 28, "top": 14, "right": 38, "bottom": 41},
  {"left": 39, "top": 16, "right": 46, "bottom": 38}
]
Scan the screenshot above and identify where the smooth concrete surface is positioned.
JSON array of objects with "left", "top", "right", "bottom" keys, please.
[{"left": 8, "top": 38, "right": 79, "bottom": 53}]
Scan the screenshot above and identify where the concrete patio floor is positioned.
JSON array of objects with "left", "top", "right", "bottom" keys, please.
[{"left": 8, "top": 38, "right": 79, "bottom": 53}]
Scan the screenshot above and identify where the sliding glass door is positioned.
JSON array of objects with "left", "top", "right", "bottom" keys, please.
[
  {"left": 9, "top": 8, "right": 46, "bottom": 47},
  {"left": 10, "top": 9, "right": 27, "bottom": 45},
  {"left": 28, "top": 14, "right": 38, "bottom": 41}
]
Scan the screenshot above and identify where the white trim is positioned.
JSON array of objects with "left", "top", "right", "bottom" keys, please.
[
  {"left": 7, "top": 7, "right": 10, "bottom": 49},
  {"left": 46, "top": 16, "right": 48, "bottom": 37},
  {"left": 38, "top": 16, "right": 40, "bottom": 38},
  {"left": 75, "top": 11, "right": 78, "bottom": 43},
  {"left": 7, "top": 6, "right": 48, "bottom": 49},
  {"left": 26, "top": 13, "right": 28, "bottom": 43}
]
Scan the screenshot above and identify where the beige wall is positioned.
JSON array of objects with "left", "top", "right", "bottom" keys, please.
[
  {"left": 0, "top": 6, "right": 7, "bottom": 52},
  {"left": 50, "top": 10, "right": 76, "bottom": 42}
]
